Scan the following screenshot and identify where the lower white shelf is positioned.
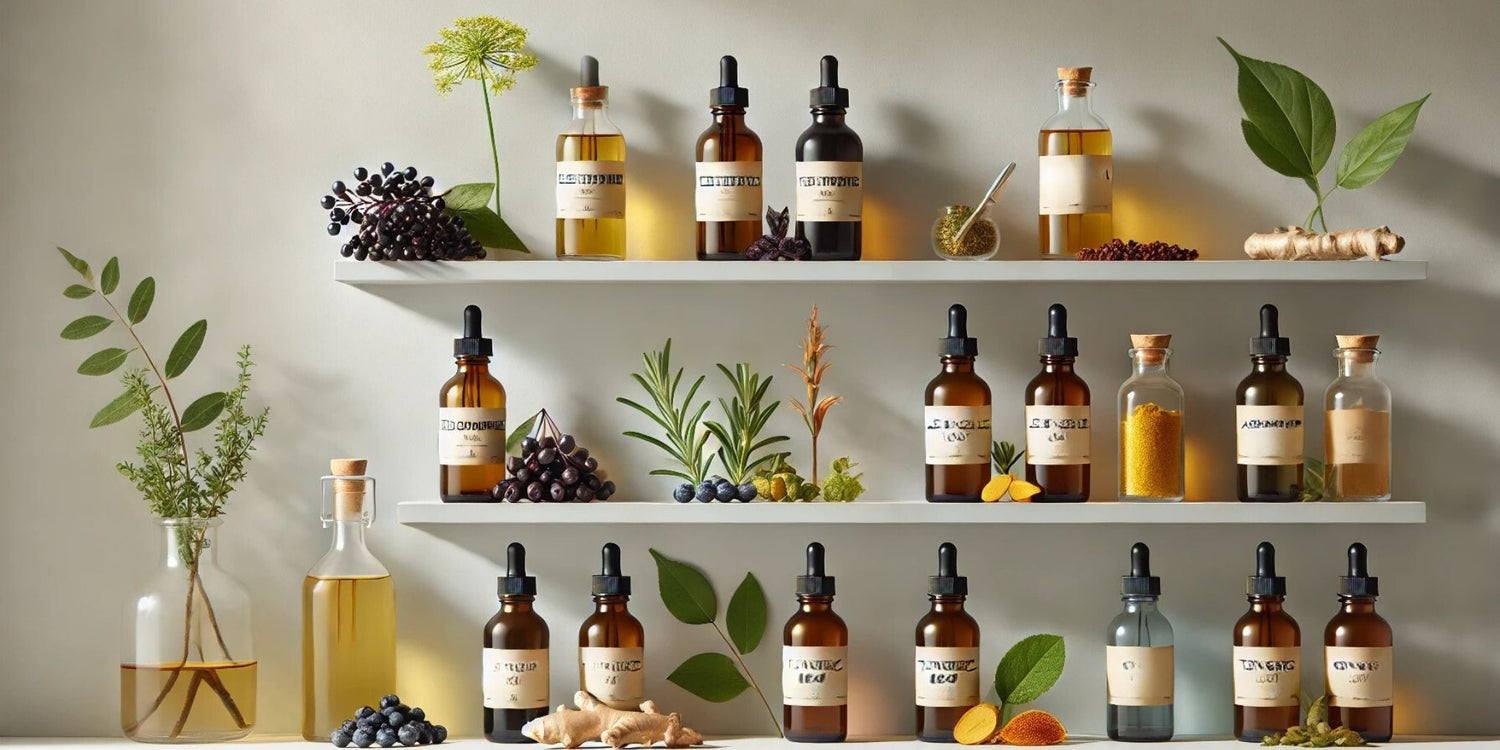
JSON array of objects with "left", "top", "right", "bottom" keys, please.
[{"left": 395, "top": 500, "right": 1425, "bottom": 525}]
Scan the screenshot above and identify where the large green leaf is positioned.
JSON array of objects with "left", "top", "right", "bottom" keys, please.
[
  {"left": 451, "top": 205, "right": 531, "bottom": 253},
  {"left": 57, "top": 247, "right": 91, "bottom": 280},
  {"left": 1336, "top": 94, "right": 1430, "bottom": 190},
  {"left": 127, "top": 277, "right": 155, "bottom": 324},
  {"left": 100, "top": 257, "right": 120, "bottom": 295},
  {"left": 1241, "top": 120, "right": 1305, "bottom": 179},
  {"left": 61, "top": 315, "right": 112, "bottom": 340},
  {"left": 666, "top": 652, "right": 750, "bottom": 703},
  {"left": 442, "top": 182, "right": 496, "bottom": 211},
  {"left": 63, "top": 284, "right": 94, "bottom": 299},
  {"left": 505, "top": 410, "right": 540, "bottom": 455},
  {"left": 649, "top": 548, "right": 718, "bottom": 625},
  {"left": 90, "top": 389, "right": 141, "bottom": 428},
  {"left": 78, "top": 348, "right": 130, "bottom": 376},
  {"left": 726, "top": 572, "right": 767, "bottom": 655},
  {"left": 994, "top": 634, "right": 1066, "bottom": 706},
  {"left": 164, "top": 320, "right": 207, "bottom": 379},
  {"left": 180, "top": 392, "right": 228, "bottom": 432},
  {"left": 1219, "top": 38, "right": 1335, "bottom": 180}
]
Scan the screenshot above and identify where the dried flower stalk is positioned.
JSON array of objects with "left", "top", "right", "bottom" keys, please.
[{"left": 784, "top": 306, "right": 844, "bottom": 484}]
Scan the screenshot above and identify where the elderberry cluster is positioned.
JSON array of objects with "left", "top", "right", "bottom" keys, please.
[
  {"left": 330, "top": 695, "right": 446, "bottom": 748},
  {"left": 493, "top": 433, "right": 616, "bottom": 503},
  {"left": 320, "top": 163, "right": 485, "bottom": 261}
]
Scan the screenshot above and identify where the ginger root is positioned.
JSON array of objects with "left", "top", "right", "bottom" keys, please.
[
  {"left": 1243, "top": 226, "right": 1403, "bottom": 261},
  {"left": 520, "top": 691, "right": 703, "bottom": 749}
]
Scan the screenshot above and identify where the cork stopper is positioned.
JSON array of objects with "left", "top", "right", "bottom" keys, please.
[
  {"left": 330, "top": 458, "right": 367, "bottom": 520},
  {"left": 1336, "top": 334, "right": 1379, "bottom": 362},
  {"left": 1058, "top": 66, "right": 1093, "bottom": 96},
  {"left": 1130, "top": 334, "right": 1171, "bottom": 365}
]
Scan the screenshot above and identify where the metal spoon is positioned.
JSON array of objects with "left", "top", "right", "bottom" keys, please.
[{"left": 953, "top": 162, "right": 1016, "bottom": 246}]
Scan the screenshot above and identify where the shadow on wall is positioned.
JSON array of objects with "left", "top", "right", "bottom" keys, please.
[
  {"left": 1382, "top": 140, "right": 1500, "bottom": 238},
  {"left": 864, "top": 103, "right": 965, "bottom": 260}
]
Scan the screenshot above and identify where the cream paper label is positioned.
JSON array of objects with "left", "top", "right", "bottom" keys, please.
[
  {"left": 782, "top": 646, "right": 848, "bottom": 706},
  {"left": 438, "top": 407, "right": 505, "bottom": 465},
  {"left": 556, "top": 160, "right": 625, "bottom": 220},
  {"left": 925, "top": 406, "right": 993, "bottom": 465},
  {"left": 1039, "top": 154, "right": 1112, "bottom": 215},
  {"left": 1232, "top": 646, "right": 1301, "bottom": 707},
  {"left": 1106, "top": 646, "right": 1174, "bottom": 707},
  {"left": 1236, "top": 405, "right": 1305, "bottom": 466},
  {"left": 795, "top": 161, "right": 862, "bottom": 222},
  {"left": 1327, "top": 409, "right": 1390, "bottom": 465},
  {"left": 1025, "top": 405, "right": 1091, "bottom": 465},
  {"left": 579, "top": 646, "right": 644, "bottom": 709},
  {"left": 1326, "top": 646, "right": 1393, "bottom": 708},
  {"left": 695, "top": 161, "right": 762, "bottom": 222},
  {"left": 482, "top": 648, "right": 549, "bottom": 710},
  {"left": 914, "top": 646, "right": 980, "bottom": 708}
]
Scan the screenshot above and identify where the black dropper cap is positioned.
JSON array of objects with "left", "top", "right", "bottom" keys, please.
[
  {"left": 1122, "top": 542, "right": 1161, "bottom": 597},
  {"left": 500, "top": 542, "right": 537, "bottom": 597},
  {"left": 1247, "top": 541, "right": 1287, "bottom": 597},
  {"left": 809, "top": 55, "right": 849, "bottom": 108},
  {"left": 796, "top": 542, "right": 836, "bottom": 596},
  {"left": 580, "top": 55, "right": 601, "bottom": 87},
  {"left": 929, "top": 542, "right": 967, "bottom": 596},
  {"left": 940, "top": 304, "right": 979, "bottom": 357},
  {"left": 454, "top": 304, "right": 493, "bottom": 357},
  {"left": 592, "top": 542, "right": 631, "bottom": 596},
  {"left": 1039, "top": 303, "right": 1079, "bottom": 356},
  {"left": 1338, "top": 542, "right": 1379, "bottom": 597},
  {"left": 1250, "top": 304, "right": 1291, "bottom": 356},
  {"left": 711, "top": 55, "right": 749, "bottom": 108}
]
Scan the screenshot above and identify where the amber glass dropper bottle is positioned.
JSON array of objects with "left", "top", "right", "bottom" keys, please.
[
  {"left": 696, "top": 55, "right": 763, "bottom": 259},
  {"left": 578, "top": 543, "right": 644, "bottom": 710},
  {"left": 1233, "top": 542, "right": 1301, "bottom": 742},
  {"left": 1025, "top": 303, "right": 1091, "bottom": 501},
  {"left": 1236, "top": 304, "right": 1304, "bottom": 502},
  {"left": 925, "top": 304, "right": 992, "bottom": 502},
  {"left": 914, "top": 543, "right": 980, "bottom": 742},
  {"left": 439, "top": 305, "right": 507, "bottom": 502},
  {"left": 484, "top": 543, "right": 549, "bottom": 743},
  {"left": 1324, "top": 543, "right": 1393, "bottom": 742},
  {"left": 783, "top": 542, "right": 848, "bottom": 743},
  {"left": 794, "top": 55, "right": 863, "bottom": 261}
]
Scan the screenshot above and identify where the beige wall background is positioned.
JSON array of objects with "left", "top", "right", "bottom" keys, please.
[{"left": 3, "top": 0, "right": 1499, "bottom": 739}]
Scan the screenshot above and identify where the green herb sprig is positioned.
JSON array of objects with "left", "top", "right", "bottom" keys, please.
[
  {"left": 618, "top": 339, "right": 714, "bottom": 485},
  {"left": 704, "top": 364, "right": 788, "bottom": 484},
  {"left": 993, "top": 440, "right": 1021, "bottom": 475}
]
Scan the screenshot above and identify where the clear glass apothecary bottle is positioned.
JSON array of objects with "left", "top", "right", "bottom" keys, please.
[
  {"left": 1118, "top": 334, "right": 1184, "bottom": 502},
  {"left": 1324, "top": 335, "right": 1391, "bottom": 501}
]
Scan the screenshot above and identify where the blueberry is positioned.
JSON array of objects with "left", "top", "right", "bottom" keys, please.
[
  {"left": 343, "top": 720, "right": 358, "bottom": 734},
  {"left": 737, "top": 483, "right": 757, "bottom": 502},
  {"left": 380, "top": 695, "right": 400, "bottom": 709},
  {"left": 332, "top": 730, "right": 352, "bottom": 747},
  {"left": 352, "top": 728, "right": 376, "bottom": 748},
  {"left": 395, "top": 704, "right": 410, "bottom": 716},
  {"left": 673, "top": 484, "right": 694, "bottom": 503},
  {"left": 357, "top": 706, "right": 378, "bottom": 720},
  {"left": 408, "top": 707, "right": 425, "bottom": 723},
  {"left": 387, "top": 711, "right": 405, "bottom": 728},
  {"left": 375, "top": 727, "right": 399, "bottom": 748},
  {"left": 396, "top": 723, "right": 422, "bottom": 746},
  {"left": 432, "top": 725, "right": 448, "bottom": 744},
  {"left": 715, "top": 483, "right": 736, "bottom": 501},
  {"left": 695, "top": 484, "right": 715, "bottom": 502}
]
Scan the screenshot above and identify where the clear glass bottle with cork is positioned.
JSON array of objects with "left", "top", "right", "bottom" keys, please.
[
  {"left": 556, "top": 55, "right": 626, "bottom": 260},
  {"left": 783, "top": 542, "right": 848, "bottom": 743},
  {"left": 1025, "top": 303, "right": 1091, "bottom": 502},
  {"left": 440, "top": 305, "right": 507, "bottom": 502},
  {"left": 795, "top": 55, "right": 863, "bottom": 261},
  {"left": 696, "top": 55, "right": 763, "bottom": 260},
  {"left": 1236, "top": 305, "right": 1304, "bottom": 502},
  {"left": 1232, "top": 542, "right": 1301, "bottom": 742},
  {"left": 914, "top": 543, "right": 980, "bottom": 742},
  {"left": 578, "top": 543, "right": 644, "bottom": 710},
  {"left": 1323, "top": 543, "right": 1393, "bottom": 741},
  {"left": 1106, "top": 543, "right": 1174, "bottom": 742},
  {"left": 1324, "top": 335, "right": 1391, "bottom": 501},
  {"left": 925, "top": 304, "right": 992, "bottom": 502},
  {"left": 1118, "top": 334, "right": 1184, "bottom": 502},
  {"left": 1039, "top": 67, "right": 1112, "bottom": 258},
  {"left": 484, "top": 542, "right": 549, "bottom": 743}
]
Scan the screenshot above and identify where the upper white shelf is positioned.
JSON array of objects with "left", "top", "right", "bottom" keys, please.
[
  {"left": 8, "top": 736, "right": 1492, "bottom": 749},
  {"left": 396, "top": 500, "right": 1425, "bottom": 525},
  {"left": 335, "top": 259, "right": 1427, "bottom": 286}
]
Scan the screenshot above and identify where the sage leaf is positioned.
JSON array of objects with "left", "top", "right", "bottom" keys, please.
[
  {"left": 505, "top": 410, "right": 540, "bottom": 454},
  {"left": 164, "top": 319, "right": 207, "bottom": 379},
  {"left": 180, "top": 392, "right": 228, "bottom": 432},
  {"left": 63, "top": 284, "right": 94, "bottom": 299},
  {"left": 1219, "top": 38, "right": 1335, "bottom": 179},
  {"left": 994, "top": 633, "right": 1066, "bottom": 706},
  {"left": 61, "top": 315, "right": 112, "bottom": 340},
  {"left": 649, "top": 548, "right": 718, "bottom": 625},
  {"left": 78, "top": 348, "right": 130, "bottom": 376},
  {"left": 127, "top": 277, "right": 155, "bottom": 324},
  {"left": 666, "top": 652, "right": 750, "bottom": 703},
  {"left": 101, "top": 257, "right": 120, "bottom": 295},
  {"left": 726, "top": 572, "right": 767, "bottom": 655},
  {"left": 1336, "top": 94, "right": 1430, "bottom": 190},
  {"left": 442, "top": 182, "right": 496, "bottom": 211},
  {"left": 451, "top": 206, "right": 531, "bottom": 253},
  {"left": 91, "top": 389, "right": 141, "bottom": 428},
  {"left": 57, "top": 247, "right": 91, "bottom": 280}
]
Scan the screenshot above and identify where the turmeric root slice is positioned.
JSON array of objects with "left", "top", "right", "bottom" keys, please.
[
  {"left": 1009, "top": 479, "right": 1042, "bottom": 502},
  {"left": 998, "top": 709, "right": 1067, "bottom": 746},
  {"left": 981, "top": 475, "right": 1013, "bottom": 503},
  {"left": 954, "top": 702, "right": 1003, "bottom": 745},
  {"left": 1243, "top": 226, "right": 1404, "bottom": 261}
]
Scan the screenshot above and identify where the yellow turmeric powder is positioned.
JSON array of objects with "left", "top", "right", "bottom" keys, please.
[
  {"left": 1119, "top": 402, "right": 1183, "bottom": 499},
  {"left": 997, "top": 709, "right": 1067, "bottom": 746}
]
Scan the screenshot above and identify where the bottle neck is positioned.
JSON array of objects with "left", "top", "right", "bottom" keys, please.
[
  {"left": 797, "top": 595, "right": 835, "bottom": 612},
  {"left": 593, "top": 594, "right": 631, "bottom": 613},
  {"left": 1247, "top": 594, "right": 1286, "bottom": 611},
  {"left": 162, "top": 519, "right": 219, "bottom": 570},
  {"left": 330, "top": 518, "right": 368, "bottom": 553},
  {"left": 1130, "top": 350, "right": 1170, "bottom": 376},
  {"left": 1055, "top": 85, "right": 1096, "bottom": 115},
  {"left": 572, "top": 100, "right": 609, "bottom": 120},
  {"left": 1121, "top": 596, "right": 1160, "bottom": 612},
  {"left": 501, "top": 595, "right": 536, "bottom": 614},
  {"left": 1251, "top": 356, "right": 1288, "bottom": 373},
  {"left": 1336, "top": 352, "right": 1378, "bottom": 378},
  {"left": 941, "top": 355, "right": 975, "bottom": 373},
  {"left": 1039, "top": 355, "right": 1076, "bottom": 372},
  {"left": 928, "top": 595, "right": 967, "bottom": 612},
  {"left": 810, "top": 107, "right": 846, "bottom": 125},
  {"left": 455, "top": 355, "right": 491, "bottom": 372},
  {"left": 1338, "top": 596, "right": 1378, "bottom": 613},
  {"left": 712, "top": 106, "right": 746, "bottom": 124}
]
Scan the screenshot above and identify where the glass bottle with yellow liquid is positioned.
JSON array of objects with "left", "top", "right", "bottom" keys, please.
[
  {"left": 1325, "top": 335, "right": 1391, "bottom": 501},
  {"left": 302, "top": 459, "right": 397, "bottom": 741},
  {"left": 557, "top": 55, "right": 626, "bottom": 259},
  {"left": 1039, "top": 67, "right": 1112, "bottom": 258}
]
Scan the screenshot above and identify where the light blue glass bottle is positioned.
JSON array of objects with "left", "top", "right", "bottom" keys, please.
[{"left": 1105, "top": 543, "right": 1174, "bottom": 741}]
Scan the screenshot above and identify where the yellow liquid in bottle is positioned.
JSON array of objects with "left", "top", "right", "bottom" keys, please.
[
  {"left": 1039, "top": 128, "right": 1113, "bottom": 257},
  {"left": 301, "top": 575, "right": 396, "bottom": 740},
  {"left": 121, "top": 661, "right": 258, "bottom": 742},
  {"left": 556, "top": 133, "right": 627, "bottom": 259}
]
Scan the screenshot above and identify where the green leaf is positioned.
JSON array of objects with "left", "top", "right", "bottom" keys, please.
[
  {"left": 1219, "top": 38, "right": 1336, "bottom": 180},
  {"left": 63, "top": 284, "right": 94, "bottom": 299},
  {"left": 90, "top": 389, "right": 141, "bottom": 428},
  {"left": 726, "top": 573, "right": 767, "bottom": 655},
  {"left": 61, "top": 315, "right": 112, "bottom": 340},
  {"left": 666, "top": 652, "right": 750, "bottom": 703},
  {"left": 450, "top": 206, "right": 531, "bottom": 253},
  {"left": 180, "top": 392, "right": 228, "bottom": 432},
  {"left": 648, "top": 548, "right": 718, "bottom": 625},
  {"left": 57, "top": 247, "right": 91, "bottom": 280},
  {"left": 1242, "top": 120, "right": 1307, "bottom": 179},
  {"left": 441, "top": 182, "right": 496, "bottom": 211},
  {"left": 78, "top": 348, "right": 130, "bottom": 376},
  {"left": 127, "top": 277, "right": 155, "bottom": 324},
  {"left": 994, "top": 634, "right": 1066, "bottom": 706},
  {"left": 505, "top": 410, "right": 540, "bottom": 454},
  {"left": 164, "top": 320, "right": 207, "bottom": 379},
  {"left": 1336, "top": 94, "right": 1430, "bottom": 190},
  {"left": 100, "top": 257, "right": 120, "bottom": 295}
]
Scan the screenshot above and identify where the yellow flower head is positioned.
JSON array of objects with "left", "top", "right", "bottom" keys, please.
[{"left": 423, "top": 16, "right": 539, "bottom": 97}]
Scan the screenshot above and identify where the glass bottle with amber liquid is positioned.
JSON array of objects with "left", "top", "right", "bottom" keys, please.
[
  {"left": 925, "top": 305, "right": 991, "bottom": 502},
  {"left": 783, "top": 542, "right": 848, "bottom": 743},
  {"left": 557, "top": 55, "right": 626, "bottom": 259},
  {"left": 440, "top": 305, "right": 507, "bottom": 501},
  {"left": 795, "top": 55, "right": 862, "bottom": 260},
  {"left": 1025, "top": 303, "right": 1091, "bottom": 501},
  {"left": 302, "top": 460, "right": 396, "bottom": 741},
  {"left": 1039, "top": 67, "right": 1112, "bottom": 258},
  {"left": 484, "top": 543, "right": 549, "bottom": 743},
  {"left": 1232, "top": 542, "right": 1301, "bottom": 742},
  {"left": 914, "top": 543, "right": 980, "bottom": 742},
  {"left": 1236, "top": 305, "right": 1304, "bottom": 502},
  {"left": 578, "top": 543, "right": 644, "bottom": 710},
  {"left": 1324, "top": 543, "right": 1393, "bottom": 742},
  {"left": 1325, "top": 336, "right": 1391, "bottom": 501},
  {"left": 696, "top": 55, "right": 762, "bottom": 260}
]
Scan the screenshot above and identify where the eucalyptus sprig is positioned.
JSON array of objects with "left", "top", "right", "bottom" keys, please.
[
  {"left": 704, "top": 364, "right": 789, "bottom": 484},
  {"left": 617, "top": 339, "right": 715, "bottom": 485}
]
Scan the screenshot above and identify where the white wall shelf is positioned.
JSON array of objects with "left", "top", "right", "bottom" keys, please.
[
  {"left": 396, "top": 499, "right": 1425, "bottom": 525},
  {"left": 335, "top": 259, "right": 1427, "bottom": 286}
]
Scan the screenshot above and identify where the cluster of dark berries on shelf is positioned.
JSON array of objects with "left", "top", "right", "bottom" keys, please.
[
  {"left": 674, "top": 476, "right": 756, "bottom": 503},
  {"left": 1077, "top": 238, "right": 1200, "bottom": 261},
  {"left": 320, "top": 163, "right": 485, "bottom": 261},
  {"left": 494, "top": 433, "right": 615, "bottom": 503},
  {"left": 330, "top": 694, "right": 446, "bottom": 748},
  {"left": 745, "top": 205, "right": 811, "bottom": 261}
]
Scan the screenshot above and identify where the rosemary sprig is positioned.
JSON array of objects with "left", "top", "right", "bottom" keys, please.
[
  {"left": 704, "top": 364, "right": 789, "bottom": 484},
  {"left": 617, "top": 339, "right": 715, "bottom": 485}
]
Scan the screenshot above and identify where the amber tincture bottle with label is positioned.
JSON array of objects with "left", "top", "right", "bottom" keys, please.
[
  {"left": 484, "top": 543, "right": 549, "bottom": 743},
  {"left": 1039, "top": 67, "right": 1112, "bottom": 258},
  {"left": 578, "top": 543, "right": 644, "bottom": 710},
  {"left": 1237, "top": 305, "right": 1304, "bottom": 502},
  {"left": 1025, "top": 303, "right": 1091, "bottom": 501},
  {"left": 914, "top": 543, "right": 980, "bottom": 742},
  {"left": 1106, "top": 543, "right": 1174, "bottom": 742},
  {"left": 783, "top": 542, "right": 848, "bottom": 743},
  {"left": 795, "top": 55, "right": 862, "bottom": 261},
  {"left": 440, "top": 305, "right": 507, "bottom": 502},
  {"left": 925, "top": 305, "right": 992, "bottom": 502},
  {"left": 1233, "top": 542, "right": 1301, "bottom": 742},
  {"left": 557, "top": 55, "right": 626, "bottom": 260},
  {"left": 696, "top": 55, "right": 763, "bottom": 260},
  {"left": 1325, "top": 543, "right": 1393, "bottom": 741}
]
